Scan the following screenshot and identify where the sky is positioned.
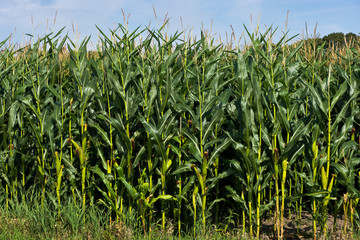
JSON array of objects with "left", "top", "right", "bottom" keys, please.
[{"left": 0, "top": 0, "right": 359, "bottom": 48}]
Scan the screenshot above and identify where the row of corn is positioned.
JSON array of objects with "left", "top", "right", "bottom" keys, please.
[{"left": 0, "top": 25, "right": 360, "bottom": 239}]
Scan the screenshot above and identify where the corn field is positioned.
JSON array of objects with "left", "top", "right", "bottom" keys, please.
[{"left": 1, "top": 24, "right": 360, "bottom": 239}]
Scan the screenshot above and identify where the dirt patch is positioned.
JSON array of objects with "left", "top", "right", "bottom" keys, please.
[{"left": 258, "top": 211, "right": 354, "bottom": 240}]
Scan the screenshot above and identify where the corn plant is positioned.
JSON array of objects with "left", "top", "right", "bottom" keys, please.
[{"left": 0, "top": 23, "right": 360, "bottom": 240}]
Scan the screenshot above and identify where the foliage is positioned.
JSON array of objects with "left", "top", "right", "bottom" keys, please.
[
  {"left": 301, "top": 32, "right": 360, "bottom": 49},
  {"left": 0, "top": 24, "right": 360, "bottom": 240}
]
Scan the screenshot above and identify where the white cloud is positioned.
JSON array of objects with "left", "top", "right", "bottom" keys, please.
[
  {"left": 0, "top": 0, "right": 357, "bottom": 46},
  {"left": 0, "top": 0, "right": 264, "bottom": 46},
  {"left": 128, "top": 0, "right": 264, "bottom": 42}
]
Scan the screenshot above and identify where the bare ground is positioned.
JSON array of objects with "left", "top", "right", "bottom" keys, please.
[{"left": 258, "top": 211, "right": 355, "bottom": 240}]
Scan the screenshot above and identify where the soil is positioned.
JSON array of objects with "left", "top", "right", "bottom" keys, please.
[{"left": 258, "top": 211, "right": 354, "bottom": 240}]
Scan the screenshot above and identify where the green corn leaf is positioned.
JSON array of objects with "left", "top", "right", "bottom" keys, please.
[
  {"left": 44, "top": 114, "right": 55, "bottom": 154},
  {"left": 192, "top": 165, "right": 205, "bottom": 193},
  {"left": 173, "top": 103, "right": 196, "bottom": 119},
  {"left": 149, "top": 194, "right": 175, "bottom": 205},
  {"left": 183, "top": 130, "right": 201, "bottom": 159},
  {"left": 208, "top": 138, "right": 231, "bottom": 166},
  {"left": 330, "top": 80, "right": 348, "bottom": 111},
  {"left": 97, "top": 114, "right": 130, "bottom": 151},
  {"left": 80, "top": 84, "right": 95, "bottom": 116},
  {"left": 225, "top": 185, "right": 247, "bottom": 210},
  {"left": 202, "top": 110, "right": 223, "bottom": 143},
  {"left": 286, "top": 190, "right": 329, "bottom": 201},
  {"left": 171, "top": 163, "right": 193, "bottom": 175},
  {"left": 132, "top": 146, "right": 146, "bottom": 169},
  {"left": 181, "top": 175, "right": 196, "bottom": 197},
  {"left": 118, "top": 176, "right": 139, "bottom": 200},
  {"left": 88, "top": 121, "right": 111, "bottom": 146},
  {"left": 140, "top": 117, "right": 166, "bottom": 161},
  {"left": 8, "top": 101, "right": 19, "bottom": 134},
  {"left": 331, "top": 91, "right": 359, "bottom": 133},
  {"left": 206, "top": 169, "right": 234, "bottom": 191},
  {"left": 188, "top": 142, "right": 202, "bottom": 163},
  {"left": 90, "top": 166, "right": 117, "bottom": 198},
  {"left": 96, "top": 186, "right": 118, "bottom": 214},
  {"left": 280, "top": 120, "right": 311, "bottom": 157},
  {"left": 23, "top": 109, "right": 43, "bottom": 149},
  {"left": 331, "top": 163, "right": 348, "bottom": 180}
]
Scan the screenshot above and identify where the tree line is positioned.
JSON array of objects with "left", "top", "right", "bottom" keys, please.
[{"left": 304, "top": 32, "right": 360, "bottom": 48}]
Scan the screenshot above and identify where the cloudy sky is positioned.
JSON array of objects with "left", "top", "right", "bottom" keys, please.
[{"left": 1, "top": 0, "right": 359, "bottom": 47}]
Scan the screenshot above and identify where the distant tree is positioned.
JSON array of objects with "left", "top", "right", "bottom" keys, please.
[
  {"left": 291, "top": 32, "right": 359, "bottom": 52},
  {"left": 322, "top": 32, "right": 360, "bottom": 48},
  {"left": 345, "top": 32, "right": 360, "bottom": 43},
  {"left": 322, "top": 32, "right": 344, "bottom": 48}
]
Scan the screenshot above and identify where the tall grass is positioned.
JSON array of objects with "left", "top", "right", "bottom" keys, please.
[{"left": 0, "top": 23, "right": 360, "bottom": 239}]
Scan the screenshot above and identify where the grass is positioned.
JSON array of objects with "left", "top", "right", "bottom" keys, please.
[
  {"left": 0, "top": 199, "right": 358, "bottom": 239},
  {"left": 0, "top": 201, "right": 249, "bottom": 240}
]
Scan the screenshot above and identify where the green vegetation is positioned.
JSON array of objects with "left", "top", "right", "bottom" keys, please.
[
  {"left": 312, "top": 32, "right": 360, "bottom": 49},
  {"left": 1, "top": 24, "right": 360, "bottom": 239}
]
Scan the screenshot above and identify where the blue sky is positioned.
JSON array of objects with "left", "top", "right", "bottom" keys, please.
[{"left": 1, "top": 0, "right": 359, "bottom": 47}]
